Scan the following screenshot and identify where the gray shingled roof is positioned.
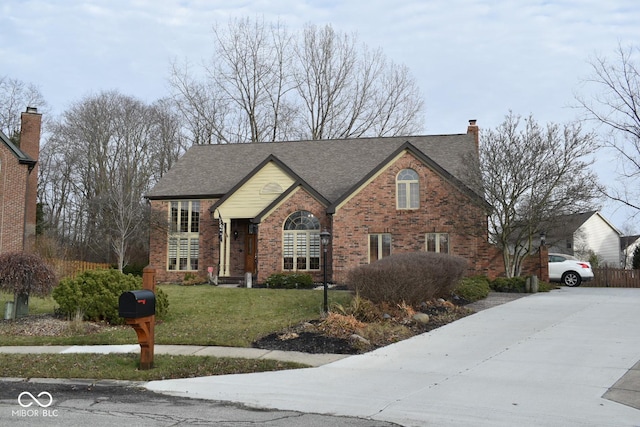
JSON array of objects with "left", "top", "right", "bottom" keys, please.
[
  {"left": 146, "top": 134, "right": 482, "bottom": 203},
  {"left": 0, "top": 129, "right": 35, "bottom": 165}
]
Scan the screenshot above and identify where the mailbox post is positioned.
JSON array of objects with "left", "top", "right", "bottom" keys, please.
[{"left": 118, "top": 267, "right": 156, "bottom": 370}]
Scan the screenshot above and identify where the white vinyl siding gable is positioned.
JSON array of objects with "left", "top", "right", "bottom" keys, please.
[
  {"left": 574, "top": 214, "right": 621, "bottom": 266},
  {"left": 217, "top": 162, "right": 295, "bottom": 219}
]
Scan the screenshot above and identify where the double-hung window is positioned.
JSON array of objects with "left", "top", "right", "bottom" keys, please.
[
  {"left": 283, "top": 211, "right": 321, "bottom": 271},
  {"left": 397, "top": 169, "right": 420, "bottom": 209},
  {"left": 168, "top": 200, "right": 200, "bottom": 271},
  {"left": 426, "top": 233, "right": 449, "bottom": 253}
]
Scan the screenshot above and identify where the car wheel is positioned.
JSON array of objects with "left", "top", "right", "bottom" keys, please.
[{"left": 562, "top": 271, "right": 582, "bottom": 287}]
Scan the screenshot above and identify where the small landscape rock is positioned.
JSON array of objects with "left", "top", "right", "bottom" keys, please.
[
  {"left": 349, "top": 334, "right": 370, "bottom": 345},
  {"left": 412, "top": 313, "right": 430, "bottom": 324}
]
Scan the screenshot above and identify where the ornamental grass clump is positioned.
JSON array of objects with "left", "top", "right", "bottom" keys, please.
[{"left": 346, "top": 252, "right": 468, "bottom": 305}]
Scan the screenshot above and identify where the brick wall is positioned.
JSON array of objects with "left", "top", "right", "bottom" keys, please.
[
  {"left": 0, "top": 109, "right": 41, "bottom": 254},
  {"left": 483, "top": 244, "right": 549, "bottom": 281},
  {"left": 256, "top": 187, "right": 331, "bottom": 283},
  {"left": 331, "top": 151, "right": 491, "bottom": 283},
  {"left": 20, "top": 109, "right": 41, "bottom": 252},
  {"left": 148, "top": 199, "right": 217, "bottom": 283},
  {"left": 0, "top": 146, "right": 29, "bottom": 253}
]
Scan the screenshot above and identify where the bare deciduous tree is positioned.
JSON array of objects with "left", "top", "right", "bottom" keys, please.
[
  {"left": 169, "top": 18, "right": 425, "bottom": 144},
  {"left": 576, "top": 43, "right": 640, "bottom": 213},
  {"left": 474, "top": 112, "right": 600, "bottom": 277},
  {"left": 0, "top": 76, "right": 49, "bottom": 140},
  {"left": 40, "top": 91, "right": 184, "bottom": 269}
]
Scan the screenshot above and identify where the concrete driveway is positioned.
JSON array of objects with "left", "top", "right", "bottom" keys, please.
[{"left": 148, "top": 287, "right": 640, "bottom": 426}]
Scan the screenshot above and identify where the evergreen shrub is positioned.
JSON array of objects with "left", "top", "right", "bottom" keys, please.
[
  {"left": 265, "top": 272, "right": 315, "bottom": 289},
  {"left": 52, "top": 269, "right": 169, "bottom": 325}
]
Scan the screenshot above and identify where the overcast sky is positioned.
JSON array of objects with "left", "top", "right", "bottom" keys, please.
[{"left": 2, "top": 0, "right": 639, "bottom": 230}]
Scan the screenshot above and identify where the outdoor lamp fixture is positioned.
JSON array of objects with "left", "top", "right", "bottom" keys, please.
[
  {"left": 233, "top": 230, "right": 239, "bottom": 240},
  {"left": 540, "top": 231, "right": 546, "bottom": 247},
  {"left": 320, "top": 229, "right": 331, "bottom": 313}
]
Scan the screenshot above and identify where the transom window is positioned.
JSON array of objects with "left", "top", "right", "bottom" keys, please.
[
  {"left": 426, "top": 233, "right": 449, "bottom": 253},
  {"left": 168, "top": 200, "right": 200, "bottom": 271},
  {"left": 283, "top": 211, "right": 321, "bottom": 271},
  {"left": 369, "top": 233, "right": 392, "bottom": 263},
  {"left": 397, "top": 169, "right": 419, "bottom": 209}
]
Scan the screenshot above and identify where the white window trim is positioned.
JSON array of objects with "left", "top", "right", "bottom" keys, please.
[
  {"left": 369, "top": 233, "right": 392, "bottom": 263},
  {"left": 167, "top": 200, "right": 200, "bottom": 271},
  {"left": 426, "top": 232, "right": 449, "bottom": 253},
  {"left": 396, "top": 169, "right": 420, "bottom": 210},
  {"left": 283, "top": 230, "right": 320, "bottom": 271}
]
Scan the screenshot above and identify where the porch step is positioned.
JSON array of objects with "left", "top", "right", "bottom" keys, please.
[{"left": 217, "top": 276, "right": 252, "bottom": 286}]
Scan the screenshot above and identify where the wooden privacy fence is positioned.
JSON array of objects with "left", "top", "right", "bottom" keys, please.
[
  {"left": 589, "top": 267, "right": 640, "bottom": 288},
  {"left": 47, "top": 259, "right": 112, "bottom": 280}
]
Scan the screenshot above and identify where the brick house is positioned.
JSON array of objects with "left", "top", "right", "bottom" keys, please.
[
  {"left": 146, "top": 120, "right": 496, "bottom": 284},
  {"left": 0, "top": 107, "right": 41, "bottom": 254}
]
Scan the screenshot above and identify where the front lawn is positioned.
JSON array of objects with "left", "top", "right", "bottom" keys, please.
[{"left": 0, "top": 285, "right": 353, "bottom": 347}]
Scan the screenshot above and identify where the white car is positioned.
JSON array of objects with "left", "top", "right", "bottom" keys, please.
[{"left": 548, "top": 253, "right": 594, "bottom": 287}]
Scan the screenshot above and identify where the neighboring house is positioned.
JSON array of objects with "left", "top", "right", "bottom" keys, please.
[
  {"left": 621, "top": 235, "right": 640, "bottom": 269},
  {"left": 0, "top": 107, "right": 41, "bottom": 254},
  {"left": 544, "top": 211, "right": 622, "bottom": 266},
  {"left": 146, "top": 120, "right": 495, "bottom": 284}
]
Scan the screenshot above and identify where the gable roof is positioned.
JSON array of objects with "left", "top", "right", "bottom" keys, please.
[
  {"left": 146, "top": 133, "right": 483, "bottom": 205},
  {"left": 0, "top": 129, "right": 36, "bottom": 166},
  {"left": 545, "top": 211, "right": 622, "bottom": 237},
  {"left": 621, "top": 235, "right": 640, "bottom": 250}
]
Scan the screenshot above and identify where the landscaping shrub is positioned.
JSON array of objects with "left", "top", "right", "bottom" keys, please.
[
  {"left": 346, "top": 252, "right": 468, "bottom": 305},
  {"left": 490, "top": 276, "right": 527, "bottom": 293},
  {"left": 53, "top": 269, "right": 169, "bottom": 325},
  {"left": 181, "top": 272, "right": 205, "bottom": 286},
  {"left": 265, "top": 272, "right": 315, "bottom": 289},
  {"left": 453, "top": 276, "right": 491, "bottom": 302}
]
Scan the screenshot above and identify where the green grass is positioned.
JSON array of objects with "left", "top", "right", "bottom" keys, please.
[
  {"left": 0, "top": 285, "right": 351, "bottom": 380},
  {"left": 1, "top": 285, "right": 353, "bottom": 347},
  {"left": 0, "top": 353, "right": 306, "bottom": 381}
]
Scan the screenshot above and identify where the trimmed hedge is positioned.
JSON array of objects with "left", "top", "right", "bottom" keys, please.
[
  {"left": 346, "top": 252, "right": 468, "bottom": 305},
  {"left": 265, "top": 272, "right": 315, "bottom": 289},
  {"left": 52, "top": 269, "right": 169, "bottom": 325},
  {"left": 453, "top": 276, "right": 491, "bottom": 302},
  {"left": 490, "top": 276, "right": 527, "bottom": 293}
]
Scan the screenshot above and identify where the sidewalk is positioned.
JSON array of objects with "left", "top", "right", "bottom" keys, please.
[
  {"left": 147, "top": 288, "right": 640, "bottom": 427},
  {"left": 0, "top": 344, "right": 348, "bottom": 367}
]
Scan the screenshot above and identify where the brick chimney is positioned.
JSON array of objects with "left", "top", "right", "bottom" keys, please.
[
  {"left": 20, "top": 107, "right": 41, "bottom": 251},
  {"left": 467, "top": 119, "right": 479, "bottom": 152}
]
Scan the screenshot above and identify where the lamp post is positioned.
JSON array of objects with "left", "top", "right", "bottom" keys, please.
[
  {"left": 320, "top": 229, "right": 331, "bottom": 313},
  {"left": 539, "top": 231, "right": 546, "bottom": 247}
]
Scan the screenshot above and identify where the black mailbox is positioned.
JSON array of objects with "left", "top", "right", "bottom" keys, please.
[{"left": 119, "top": 290, "right": 156, "bottom": 318}]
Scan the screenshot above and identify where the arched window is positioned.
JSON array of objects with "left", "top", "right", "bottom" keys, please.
[
  {"left": 396, "top": 168, "right": 419, "bottom": 209},
  {"left": 283, "top": 211, "right": 321, "bottom": 271}
]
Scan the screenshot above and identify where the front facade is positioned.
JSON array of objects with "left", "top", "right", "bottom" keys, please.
[
  {"left": 147, "top": 121, "right": 493, "bottom": 284},
  {"left": 0, "top": 107, "right": 41, "bottom": 254},
  {"left": 546, "top": 211, "right": 622, "bottom": 266}
]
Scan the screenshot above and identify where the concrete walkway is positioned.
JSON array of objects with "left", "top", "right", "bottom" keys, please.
[
  {"left": 146, "top": 288, "right": 640, "bottom": 426},
  {"left": 0, "top": 344, "right": 348, "bottom": 367}
]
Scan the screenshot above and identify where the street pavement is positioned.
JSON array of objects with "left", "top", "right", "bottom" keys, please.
[
  {"left": 1, "top": 288, "right": 639, "bottom": 426},
  {"left": 147, "top": 287, "right": 640, "bottom": 426}
]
